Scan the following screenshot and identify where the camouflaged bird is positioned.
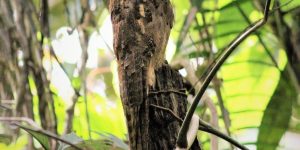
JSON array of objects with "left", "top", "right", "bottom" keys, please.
[{"left": 109, "top": 0, "right": 173, "bottom": 149}]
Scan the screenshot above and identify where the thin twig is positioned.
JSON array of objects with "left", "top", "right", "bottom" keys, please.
[
  {"left": 65, "top": 0, "right": 91, "bottom": 135},
  {"left": 148, "top": 89, "right": 186, "bottom": 96},
  {"left": 0, "top": 104, "right": 12, "bottom": 110},
  {"left": 198, "top": 120, "right": 248, "bottom": 150},
  {"left": 0, "top": 117, "right": 40, "bottom": 128},
  {"left": 83, "top": 80, "right": 91, "bottom": 139},
  {"left": 176, "top": 6, "right": 198, "bottom": 53},
  {"left": 12, "top": 123, "right": 82, "bottom": 150},
  {"left": 150, "top": 104, "right": 248, "bottom": 150},
  {"left": 176, "top": 0, "right": 272, "bottom": 148},
  {"left": 150, "top": 104, "right": 183, "bottom": 122},
  {"left": 63, "top": 0, "right": 72, "bottom": 26},
  {"left": 197, "top": 5, "right": 220, "bottom": 150},
  {"left": 212, "top": 79, "right": 231, "bottom": 136}
]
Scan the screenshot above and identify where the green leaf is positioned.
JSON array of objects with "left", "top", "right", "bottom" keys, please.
[
  {"left": 103, "top": 72, "right": 118, "bottom": 100},
  {"left": 219, "top": 35, "right": 286, "bottom": 148},
  {"left": 58, "top": 132, "right": 83, "bottom": 150},
  {"left": 64, "top": 140, "right": 115, "bottom": 150},
  {"left": 92, "top": 131, "right": 129, "bottom": 150},
  {"left": 218, "top": 0, "right": 252, "bottom": 11},
  {"left": 188, "top": 51, "right": 210, "bottom": 58},
  {"left": 193, "top": 19, "right": 244, "bottom": 30},
  {"left": 72, "top": 76, "right": 82, "bottom": 91},
  {"left": 0, "top": 134, "right": 13, "bottom": 145},
  {"left": 49, "top": 0, "right": 70, "bottom": 35},
  {"left": 215, "top": 2, "right": 251, "bottom": 49},
  {"left": 257, "top": 70, "right": 297, "bottom": 150},
  {"left": 175, "top": 6, "right": 198, "bottom": 54},
  {"left": 63, "top": 139, "right": 125, "bottom": 150},
  {"left": 72, "top": 93, "right": 127, "bottom": 140},
  {"left": 15, "top": 124, "right": 51, "bottom": 150},
  {"left": 59, "top": 132, "right": 128, "bottom": 150}
]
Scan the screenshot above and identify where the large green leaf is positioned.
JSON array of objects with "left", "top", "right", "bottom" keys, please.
[
  {"left": 215, "top": 0, "right": 253, "bottom": 49},
  {"left": 15, "top": 124, "right": 51, "bottom": 150},
  {"left": 217, "top": 25, "right": 286, "bottom": 149},
  {"left": 257, "top": 70, "right": 297, "bottom": 150}
]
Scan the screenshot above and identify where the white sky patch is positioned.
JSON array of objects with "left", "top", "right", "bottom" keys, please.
[
  {"left": 17, "top": 49, "right": 24, "bottom": 67},
  {"left": 189, "top": 57, "right": 204, "bottom": 70},
  {"left": 99, "top": 16, "right": 114, "bottom": 50},
  {"left": 51, "top": 20, "right": 114, "bottom": 69},
  {"left": 85, "top": 33, "right": 99, "bottom": 68},
  {"left": 166, "top": 38, "right": 176, "bottom": 62},
  {"left": 179, "top": 68, "right": 187, "bottom": 77},
  {"left": 95, "top": 104, "right": 102, "bottom": 113},
  {"left": 50, "top": 61, "right": 74, "bottom": 107},
  {"left": 52, "top": 27, "right": 82, "bottom": 64},
  {"left": 87, "top": 16, "right": 114, "bottom": 67},
  {"left": 90, "top": 79, "right": 107, "bottom": 97}
]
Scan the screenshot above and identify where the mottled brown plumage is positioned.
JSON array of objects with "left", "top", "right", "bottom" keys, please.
[{"left": 109, "top": 0, "right": 173, "bottom": 149}]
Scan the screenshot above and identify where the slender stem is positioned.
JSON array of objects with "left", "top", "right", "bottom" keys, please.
[
  {"left": 65, "top": 0, "right": 91, "bottom": 133},
  {"left": 198, "top": 118, "right": 248, "bottom": 149},
  {"left": 0, "top": 117, "right": 40, "bottom": 128},
  {"left": 12, "top": 123, "right": 82, "bottom": 150},
  {"left": 150, "top": 104, "right": 248, "bottom": 150},
  {"left": 83, "top": 81, "right": 92, "bottom": 139},
  {"left": 199, "top": 124, "right": 248, "bottom": 150},
  {"left": 176, "top": 0, "right": 272, "bottom": 148},
  {"left": 212, "top": 79, "right": 231, "bottom": 136}
]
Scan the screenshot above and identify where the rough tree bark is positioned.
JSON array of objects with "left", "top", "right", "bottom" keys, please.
[{"left": 109, "top": 0, "right": 200, "bottom": 149}]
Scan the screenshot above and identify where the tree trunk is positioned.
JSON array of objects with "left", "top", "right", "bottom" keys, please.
[{"left": 109, "top": 0, "right": 200, "bottom": 149}]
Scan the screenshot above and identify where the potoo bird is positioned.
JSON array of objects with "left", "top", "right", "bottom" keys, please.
[{"left": 109, "top": 0, "right": 174, "bottom": 149}]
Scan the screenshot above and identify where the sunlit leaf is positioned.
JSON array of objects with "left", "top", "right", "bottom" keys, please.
[
  {"left": 0, "top": 135, "right": 28, "bottom": 150},
  {"left": 72, "top": 76, "right": 82, "bottom": 91},
  {"left": 73, "top": 93, "right": 127, "bottom": 139},
  {"left": 219, "top": 35, "right": 285, "bottom": 148},
  {"left": 51, "top": 85, "right": 67, "bottom": 135}
]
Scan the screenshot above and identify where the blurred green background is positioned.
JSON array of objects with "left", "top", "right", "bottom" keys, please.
[{"left": 0, "top": 0, "right": 300, "bottom": 149}]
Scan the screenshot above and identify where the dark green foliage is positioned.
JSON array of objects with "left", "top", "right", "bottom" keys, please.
[{"left": 257, "top": 70, "right": 297, "bottom": 150}]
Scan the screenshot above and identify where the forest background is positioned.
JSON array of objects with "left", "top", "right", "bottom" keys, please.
[{"left": 0, "top": 0, "right": 300, "bottom": 149}]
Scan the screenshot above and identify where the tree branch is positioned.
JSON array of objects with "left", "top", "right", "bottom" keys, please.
[
  {"left": 150, "top": 104, "right": 248, "bottom": 150},
  {"left": 12, "top": 123, "right": 82, "bottom": 150}
]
